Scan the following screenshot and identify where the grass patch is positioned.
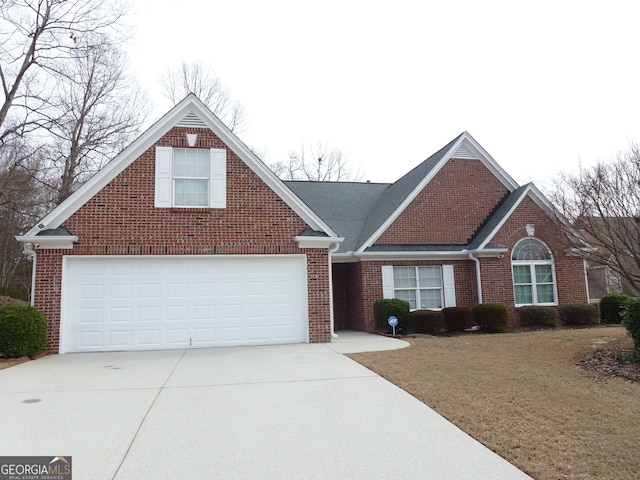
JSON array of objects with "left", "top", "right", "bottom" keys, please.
[{"left": 348, "top": 327, "right": 640, "bottom": 480}]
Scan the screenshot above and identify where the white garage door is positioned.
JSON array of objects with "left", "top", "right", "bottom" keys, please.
[{"left": 60, "top": 255, "right": 308, "bottom": 353}]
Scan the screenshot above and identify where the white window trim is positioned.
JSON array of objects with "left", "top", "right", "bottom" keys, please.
[
  {"left": 154, "top": 146, "right": 226, "bottom": 208},
  {"left": 511, "top": 238, "right": 558, "bottom": 307},
  {"left": 381, "top": 265, "right": 456, "bottom": 310}
]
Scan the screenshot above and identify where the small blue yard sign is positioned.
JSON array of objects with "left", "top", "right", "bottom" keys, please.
[{"left": 388, "top": 316, "right": 398, "bottom": 335}]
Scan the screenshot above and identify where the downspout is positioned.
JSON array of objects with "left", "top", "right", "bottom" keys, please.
[
  {"left": 23, "top": 243, "right": 37, "bottom": 307},
  {"left": 329, "top": 242, "right": 341, "bottom": 339},
  {"left": 469, "top": 252, "right": 483, "bottom": 304}
]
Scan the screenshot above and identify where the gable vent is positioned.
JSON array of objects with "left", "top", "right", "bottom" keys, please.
[
  {"left": 452, "top": 144, "right": 479, "bottom": 160},
  {"left": 177, "top": 111, "right": 207, "bottom": 128}
]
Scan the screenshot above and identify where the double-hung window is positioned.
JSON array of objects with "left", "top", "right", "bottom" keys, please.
[
  {"left": 393, "top": 266, "right": 444, "bottom": 310},
  {"left": 382, "top": 265, "right": 456, "bottom": 310},
  {"left": 173, "top": 148, "right": 210, "bottom": 207},
  {"left": 154, "top": 146, "right": 226, "bottom": 208},
  {"left": 511, "top": 238, "right": 557, "bottom": 306}
]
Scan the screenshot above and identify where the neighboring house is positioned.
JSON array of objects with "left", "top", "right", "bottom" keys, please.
[
  {"left": 16, "top": 95, "right": 588, "bottom": 354},
  {"left": 586, "top": 259, "right": 623, "bottom": 302},
  {"left": 579, "top": 217, "right": 640, "bottom": 302}
]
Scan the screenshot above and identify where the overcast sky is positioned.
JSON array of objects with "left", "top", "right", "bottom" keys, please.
[{"left": 126, "top": 0, "right": 640, "bottom": 188}]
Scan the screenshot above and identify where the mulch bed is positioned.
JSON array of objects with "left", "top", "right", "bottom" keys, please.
[{"left": 578, "top": 335, "right": 640, "bottom": 383}]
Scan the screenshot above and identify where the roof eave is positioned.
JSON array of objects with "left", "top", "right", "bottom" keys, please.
[
  {"left": 340, "top": 248, "right": 508, "bottom": 262},
  {"left": 295, "top": 236, "right": 344, "bottom": 249},
  {"left": 15, "top": 235, "right": 78, "bottom": 250}
]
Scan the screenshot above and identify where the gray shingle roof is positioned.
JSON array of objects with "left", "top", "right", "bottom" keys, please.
[
  {"left": 285, "top": 133, "right": 526, "bottom": 254},
  {"left": 285, "top": 181, "right": 390, "bottom": 252}
]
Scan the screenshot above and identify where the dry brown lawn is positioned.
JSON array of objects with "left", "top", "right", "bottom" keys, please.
[{"left": 348, "top": 327, "right": 640, "bottom": 480}]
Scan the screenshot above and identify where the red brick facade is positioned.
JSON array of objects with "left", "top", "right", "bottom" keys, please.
[
  {"left": 378, "top": 159, "right": 509, "bottom": 244},
  {"left": 34, "top": 126, "right": 332, "bottom": 352},
  {"left": 333, "top": 158, "right": 588, "bottom": 332},
  {"left": 29, "top": 116, "right": 588, "bottom": 350}
]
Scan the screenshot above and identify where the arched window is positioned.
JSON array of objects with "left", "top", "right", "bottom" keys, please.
[{"left": 511, "top": 238, "right": 557, "bottom": 305}]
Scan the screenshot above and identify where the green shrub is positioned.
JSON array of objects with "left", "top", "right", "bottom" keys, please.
[
  {"left": 473, "top": 303, "right": 508, "bottom": 332},
  {"left": 442, "top": 307, "right": 475, "bottom": 332},
  {"left": 373, "top": 298, "right": 410, "bottom": 333},
  {"left": 599, "top": 294, "right": 632, "bottom": 324},
  {"left": 558, "top": 303, "right": 600, "bottom": 326},
  {"left": 407, "top": 310, "right": 445, "bottom": 335},
  {"left": 518, "top": 306, "right": 560, "bottom": 328},
  {"left": 0, "top": 305, "right": 47, "bottom": 358},
  {"left": 622, "top": 297, "right": 640, "bottom": 353}
]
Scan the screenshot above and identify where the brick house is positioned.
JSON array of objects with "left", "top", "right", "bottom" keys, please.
[{"left": 17, "top": 95, "right": 588, "bottom": 353}]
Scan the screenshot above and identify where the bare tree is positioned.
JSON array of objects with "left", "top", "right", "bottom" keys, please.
[
  {"left": 0, "top": 0, "right": 128, "bottom": 144},
  {"left": 549, "top": 144, "right": 640, "bottom": 294},
  {"left": 270, "top": 141, "right": 362, "bottom": 181},
  {"left": 0, "top": 139, "right": 46, "bottom": 298},
  {"left": 160, "top": 60, "right": 245, "bottom": 132},
  {"left": 45, "top": 39, "right": 148, "bottom": 204}
]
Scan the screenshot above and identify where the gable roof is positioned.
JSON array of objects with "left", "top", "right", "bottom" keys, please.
[
  {"left": 20, "top": 94, "right": 338, "bottom": 239},
  {"left": 355, "top": 131, "right": 520, "bottom": 252},
  {"left": 289, "top": 133, "right": 560, "bottom": 257}
]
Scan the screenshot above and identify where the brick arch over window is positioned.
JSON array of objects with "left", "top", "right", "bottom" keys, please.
[{"left": 511, "top": 238, "right": 557, "bottom": 306}]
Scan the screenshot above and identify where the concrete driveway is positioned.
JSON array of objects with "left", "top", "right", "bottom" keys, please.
[{"left": 0, "top": 332, "right": 531, "bottom": 479}]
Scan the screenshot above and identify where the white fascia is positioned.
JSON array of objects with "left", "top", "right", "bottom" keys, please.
[
  {"left": 15, "top": 235, "right": 78, "bottom": 250},
  {"left": 295, "top": 236, "right": 344, "bottom": 249}
]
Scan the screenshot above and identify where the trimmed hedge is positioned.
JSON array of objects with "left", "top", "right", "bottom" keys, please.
[
  {"left": 442, "top": 307, "right": 475, "bottom": 332},
  {"left": 373, "top": 298, "right": 410, "bottom": 333},
  {"left": 0, "top": 304, "right": 47, "bottom": 358},
  {"left": 407, "top": 310, "right": 445, "bottom": 335},
  {"left": 622, "top": 297, "right": 640, "bottom": 352},
  {"left": 599, "top": 294, "right": 632, "bottom": 324},
  {"left": 558, "top": 303, "right": 600, "bottom": 326},
  {"left": 518, "top": 306, "right": 560, "bottom": 328},
  {"left": 473, "top": 303, "right": 508, "bottom": 332}
]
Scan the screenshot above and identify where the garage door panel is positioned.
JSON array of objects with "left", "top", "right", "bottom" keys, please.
[
  {"left": 166, "top": 328, "right": 189, "bottom": 344},
  {"left": 138, "top": 329, "right": 161, "bottom": 345},
  {"left": 140, "top": 283, "right": 161, "bottom": 298},
  {"left": 274, "top": 324, "right": 295, "bottom": 340},
  {"left": 192, "top": 327, "right": 215, "bottom": 344},
  {"left": 80, "top": 331, "right": 103, "bottom": 348},
  {"left": 62, "top": 255, "right": 307, "bottom": 352},
  {"left": 139, "top": 306, "right": 160, "bottom": 322},
  {"left": 82, "top": 284, "right": 104, "bottom": 299},
  {"left": 80, "top": 308, "right": 102, "bottom": 323},
  {"left": 110, "top": 330, "right": 132, "bottom": 347},
  {"left": 221, "top": 326, "right": 242, "bottom": 343},
  {"left": 111, "top": 307, "right": 132, "bottom": 322}
]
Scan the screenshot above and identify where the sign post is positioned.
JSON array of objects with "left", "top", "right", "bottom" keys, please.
[{"left": 388, "top": 316, "right": 398, "bottom": 336}]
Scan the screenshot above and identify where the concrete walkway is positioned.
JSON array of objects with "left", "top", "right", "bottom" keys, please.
[{"left": 0, "top": 331, "right": 531, "bottom": 479}]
